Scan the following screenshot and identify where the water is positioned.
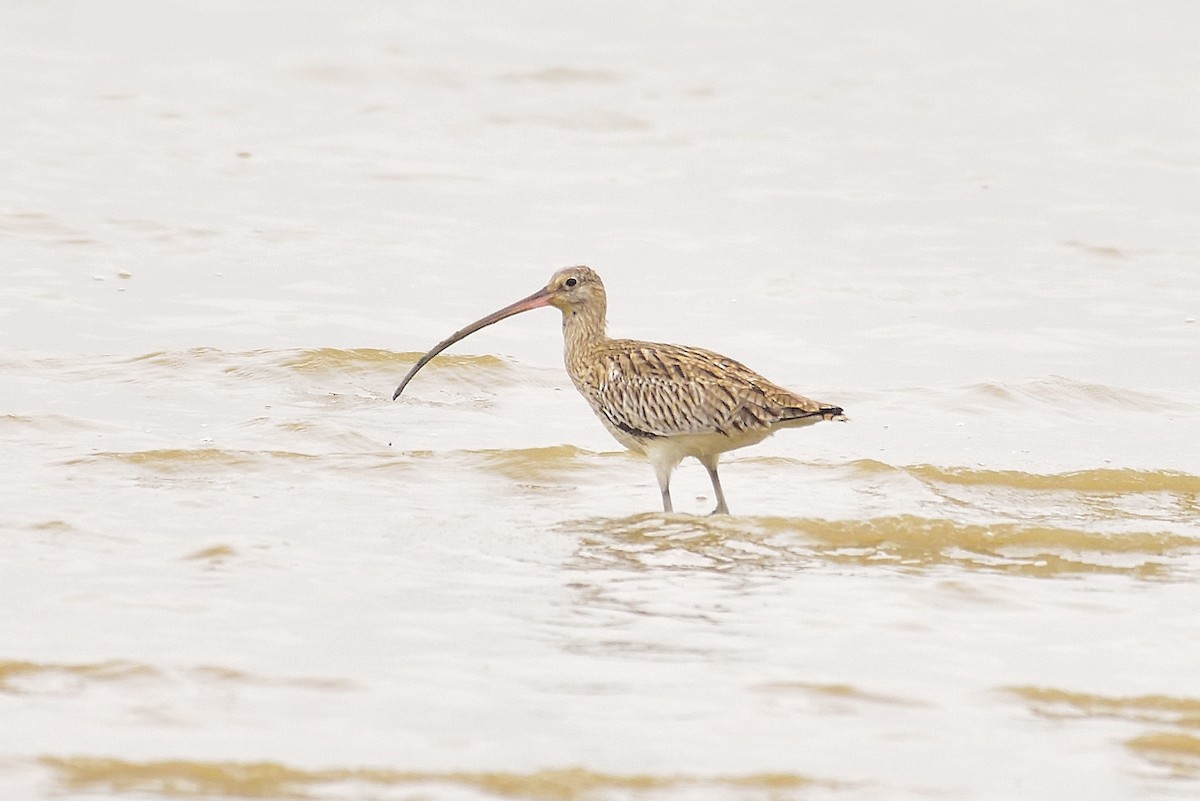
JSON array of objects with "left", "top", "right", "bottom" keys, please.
[{"left": 3, "top": 2, "right": 1199, "bottom": 799}]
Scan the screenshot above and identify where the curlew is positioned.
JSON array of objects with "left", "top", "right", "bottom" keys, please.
[{"left": 393, "top": 266, "right": 845, "bottom": 514}]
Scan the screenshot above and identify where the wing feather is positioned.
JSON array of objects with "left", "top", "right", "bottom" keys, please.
[{"left": 570, "top": 339, "right": 838, "bottom": 439}]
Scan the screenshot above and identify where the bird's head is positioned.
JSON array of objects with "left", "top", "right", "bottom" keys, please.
[{"left": 542, "top": 265, "right": 605, "bottom": 315}]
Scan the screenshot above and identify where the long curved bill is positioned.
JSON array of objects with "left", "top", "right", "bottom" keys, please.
[{"left": 392, "top": 285, "right": 554, "bottom": 400}]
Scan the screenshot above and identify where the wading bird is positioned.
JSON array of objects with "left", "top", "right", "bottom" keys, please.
[{"left": 393, "top": 266, "right": 844, "bottom": 514}]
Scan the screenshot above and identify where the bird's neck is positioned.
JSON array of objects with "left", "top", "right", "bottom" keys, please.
[{"left": 561, "top": 301, "right": 608, "bottom": 361}]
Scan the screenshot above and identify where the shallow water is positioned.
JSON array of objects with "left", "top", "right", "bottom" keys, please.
[{"left": 3, "top": 2, "right": 1200, "bottom": 800}]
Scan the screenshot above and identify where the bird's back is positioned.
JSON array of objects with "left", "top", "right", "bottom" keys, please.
[{"left": 567, "top": 338, "right": 842, "bottom": 444}]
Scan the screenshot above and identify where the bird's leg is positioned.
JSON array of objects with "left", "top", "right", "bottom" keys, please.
[
  {"left": 656, "top": 469, "right": 674, "bottom": 513},
  {"left": 651, "top": 454, "right": 677, "bottom": 514},
  {"left": 699, "top": 456, "right": 730, "bottom": 515}
]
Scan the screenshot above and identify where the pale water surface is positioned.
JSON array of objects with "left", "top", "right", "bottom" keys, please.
[{"left": 2, "top": 2, "right": 1200, "bottom": 800}]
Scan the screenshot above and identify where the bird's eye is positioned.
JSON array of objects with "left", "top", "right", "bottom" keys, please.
[{"left": 564, "top": 277, "right": 578, "bottom": 288}]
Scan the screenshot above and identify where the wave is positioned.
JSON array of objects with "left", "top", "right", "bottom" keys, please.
[
  {"left": 277, "top": 348, "right": 508, "bottom": 375},
  {"left": 1007, "top": 686, "right": 1200, "bottom": 777},
  {"left": 126, "top": 347, "right": 510, "bottom": 373},
  {"left": 1, "top": 659, "right": 353, "bottom": 696},
  {"left": 848, "top": 459, "right": 1200, "bottom": 494},
  {"left": 70, "top": 448, "right": 321, "bottom": 469},
  {"left": 1007, "top": 686, "right": 1200, "bottom": 727},
  {"left": 38, "top": 758, "right": 824, "bottom": 800},
  {"left": 469, "top": 445, "right": 620, "bottom": 481},
  {"left": 1126, "top": 732, "right": 1200, "bottom": 776},
  {"left": 0, "top": 660, "right": 157, "bottom": 692},
  {"left": 0, "top": 413, "right": 99, "bottom": 433},
  {"left": 937, "top": 376, "right": 1192, "bottom": 414},
  {"left": 567, "top": 514, "right": 1199, "bottom": 579}
]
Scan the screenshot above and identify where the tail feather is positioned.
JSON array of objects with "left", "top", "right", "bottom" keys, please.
[{"left": 781, "top": 404, "right": 847, "bottom": 423}]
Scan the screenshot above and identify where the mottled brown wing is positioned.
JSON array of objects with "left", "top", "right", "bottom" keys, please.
[{"left": 575, "top": 339, "right": 836, "bottom": 438}]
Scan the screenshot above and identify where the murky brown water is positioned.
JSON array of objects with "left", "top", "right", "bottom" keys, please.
[{"left": 4, "top": 2, "right": 1199, "bottom": 800}]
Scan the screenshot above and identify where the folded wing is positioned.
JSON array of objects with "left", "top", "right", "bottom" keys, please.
[{"left": 572, "top": 339, "right": 842, "bottom": 439}]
